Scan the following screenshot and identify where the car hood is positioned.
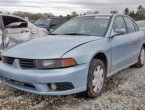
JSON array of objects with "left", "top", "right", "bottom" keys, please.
[{"left": 2, "top": 35, "right": 103, "bottom": 59}]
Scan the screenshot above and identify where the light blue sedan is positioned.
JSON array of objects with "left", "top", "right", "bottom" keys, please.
[{"left": 0, "top": 14, "right": 145, "bottom": 98}]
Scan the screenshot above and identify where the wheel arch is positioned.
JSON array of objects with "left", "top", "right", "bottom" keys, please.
[{"left": 91, "top": 52, "right": 108, "bottom": 74}]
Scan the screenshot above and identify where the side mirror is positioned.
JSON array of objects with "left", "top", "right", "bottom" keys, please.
[
  {"left": 5, "top": 22, "right": 27, "bottom": 29},
  {"left": 110, "top": 29, "right": 126, "bottom": 38}
]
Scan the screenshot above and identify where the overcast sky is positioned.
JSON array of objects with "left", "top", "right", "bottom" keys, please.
[{"left": 0, "top": 0, "right": 145, "bottom": 15}]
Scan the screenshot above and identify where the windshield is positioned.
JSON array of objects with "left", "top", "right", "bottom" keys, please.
[
  {"left": 51, "top": 16, "right": 111, "bottom": 37},
  {"left": 35, "top": 18, "right": 51, "bottom": 26}
]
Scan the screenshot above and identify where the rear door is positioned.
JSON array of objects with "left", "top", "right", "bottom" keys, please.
[
  {"left": 111, "top": 16, "right": 132, "bottom": 72},
  {"left": 124, "top": 17, "right": 143, "bottom": 62}
]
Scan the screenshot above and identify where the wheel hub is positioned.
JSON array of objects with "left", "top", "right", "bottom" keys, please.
[
  {"left": 140, "top": 48, "right": 145, "bottom": 65},
  {"left": 92, "top": 66, "right": 104, "bottom": 93}
]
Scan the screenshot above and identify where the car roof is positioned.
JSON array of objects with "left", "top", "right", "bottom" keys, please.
[
  {"left": 0, "top": 13, "right": 27, "bottom": 22},
  {"left": 76, "top": 14, "right": 136, "bottom": 22},
  {"left": 0, "top": 13, "right": 20, "bottom": 18},
  {"left": 84, "top": 14, "right": 113, "bottom": 16},
  {"left": 77, "top": 14, "right": 129, "bottom": 18},
  {"left": 76, "top": 14, "right": 121, "bottom": 19}
]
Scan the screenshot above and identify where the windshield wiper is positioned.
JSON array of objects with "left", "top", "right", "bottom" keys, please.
[
  {"left": 62, "top": 32, "right": 89, "bottom": 36},
  {"left": 50, "top": 33, "right": 90, "bottom": 36}
]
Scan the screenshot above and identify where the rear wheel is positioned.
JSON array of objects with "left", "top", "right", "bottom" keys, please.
[
  {"left": 135, "top": 46, "right": 145, "bottom": 68},
  {"left": 85, "top": 59, "right": 105, "bottom": 98}
]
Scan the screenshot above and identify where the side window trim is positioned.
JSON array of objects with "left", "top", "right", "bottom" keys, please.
[
  {"left": 133, "top": 21, "right": 139, "bottom": 31},
  {"left": 124, "top": 16, "right": 136, "bottom": 33},
  {"left": 122, "top": 16, "right": 128, "bottom": 33}
]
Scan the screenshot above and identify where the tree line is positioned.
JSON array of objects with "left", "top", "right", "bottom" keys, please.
[
  {"left": 125, "top": 5, "right": 145, "bottom": 20},
  {"left": 10, "top": 5, "right": 145, "bottom": 21}
]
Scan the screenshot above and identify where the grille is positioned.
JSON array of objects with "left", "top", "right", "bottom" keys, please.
[
  {"left": 2, "top": 56, "right": 36, "bottom": 69},
  {"left": 19, "top": 59, "right": 36, "bottom": 69},
  {"left": 3, "top": 57, "right": 14, "bottom": 65}
]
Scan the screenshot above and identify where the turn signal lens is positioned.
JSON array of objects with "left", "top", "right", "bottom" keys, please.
[
  {"left": 36, "top": 58, "right": 77, "bottom": 69},
  {"left": 62, "top": 59, "right": 77, "bottom": 67}
]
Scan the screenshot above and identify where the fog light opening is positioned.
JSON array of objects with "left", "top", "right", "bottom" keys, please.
[{"left": 51, "top": 83, "right": 57, "bottom": 90}]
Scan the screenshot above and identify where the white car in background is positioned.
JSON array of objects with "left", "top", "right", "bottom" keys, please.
[
  {"left": 0, "top": 14, "right": 49, "bottom": 53},
  {"left": 136, "top": 20, "right": 145, "bottom": 31}
]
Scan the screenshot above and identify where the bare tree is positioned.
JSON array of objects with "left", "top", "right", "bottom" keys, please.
[{"left": 124, "top": 8, "right": 129, "bottom": 15}]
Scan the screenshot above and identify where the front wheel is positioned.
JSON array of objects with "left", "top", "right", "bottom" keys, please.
[
  {"left": 135, "top": 46, "right": 145, "bottom": 68},
  {"left": 85, "top": 59, "right": 106, "bottom": 98}
]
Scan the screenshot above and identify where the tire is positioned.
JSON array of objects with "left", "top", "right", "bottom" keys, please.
[
  {"left": 85, "top": 59, "right": 106, "bottom": 98},
  {"left": 135, "top": 46, "right": 145, "bottom": 68}
]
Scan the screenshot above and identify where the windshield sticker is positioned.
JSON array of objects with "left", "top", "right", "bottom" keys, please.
[{"left": 95, "top": 16, "right": 110, "bottom": 19}]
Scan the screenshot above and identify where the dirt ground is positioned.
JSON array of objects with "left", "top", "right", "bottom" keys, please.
[{"left": 0, "top": 66, "right": 145, "bottom": 110}]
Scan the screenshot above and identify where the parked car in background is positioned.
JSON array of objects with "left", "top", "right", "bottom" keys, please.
[
  {"left": 136, "top": 20, "right": 145, "bottom": 31},
  {"left": 34, "top": 17, "right": 66, "bottom": 31},
  {"left": 0, "top": 14, "right": 145, "bottom": 98},
  {"left": 0, "top": 14, "right": 49, "bottom": 54},
  {"left": 29, "top": 20, "right": 36, "bottom": 24}
]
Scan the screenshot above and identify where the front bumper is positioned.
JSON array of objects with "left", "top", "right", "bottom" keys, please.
[{"left": 0, "top": 62, "right": 89, "bottom": 95}]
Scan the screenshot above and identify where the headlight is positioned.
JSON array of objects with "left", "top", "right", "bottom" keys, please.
[{"left": 36, "top": 58, "right": 77, "bottom": 69}]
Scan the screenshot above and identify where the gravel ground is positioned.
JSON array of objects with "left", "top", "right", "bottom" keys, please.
[{"left": 0, "top": 66, "right": 145, "bottom": 110}]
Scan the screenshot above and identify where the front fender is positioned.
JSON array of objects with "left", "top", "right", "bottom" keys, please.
[{"left": 61, "top": 38, "right": 112, "bottom": 75}]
